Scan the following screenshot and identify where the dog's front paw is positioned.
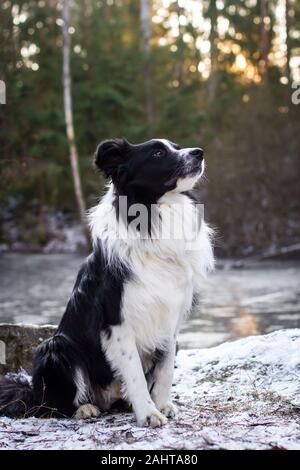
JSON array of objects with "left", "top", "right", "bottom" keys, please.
[
  {"left": 160, "top": 401, "right": 178, "bottom": 418},
  {"left": 73, "top": 404, "right": 100, "bottom": 419},
  {"left": 137, "top": 408, "right": 168, "bottom": 428}
]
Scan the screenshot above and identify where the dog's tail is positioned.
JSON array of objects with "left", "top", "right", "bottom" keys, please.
[
  {"left": 0, "top": 371, "right": 35, "bottom": 418},
  {"left": 0, "top": 335, "right": 82, "bottom": 419}
]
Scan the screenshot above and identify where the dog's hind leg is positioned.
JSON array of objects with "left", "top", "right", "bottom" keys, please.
[
  {"left": 72, "top": 367, "right": 100, "bottom": 419},
  {"left": 33, "top": 336, "right": 88, "bottom": 418},
  {"left": 73, "top": 403, "right": 100, "bottom": 419},
  {"left": 101, "top": 326, "right": 167, "bottom": 427}
]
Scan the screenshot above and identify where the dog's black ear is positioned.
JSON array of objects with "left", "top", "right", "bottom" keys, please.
[{"left": 94, "top": 138, "right": 129, "bottom": 178}]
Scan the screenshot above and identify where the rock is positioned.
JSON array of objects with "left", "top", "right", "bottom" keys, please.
[
  {"left": 0, "top": 328, "right": 300, "bottom": 449},
  {"left": 0, "top": 323, "right": 56, "bottom": 375}
]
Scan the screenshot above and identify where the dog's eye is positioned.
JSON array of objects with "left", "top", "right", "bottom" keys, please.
[{"left": 153, "top": 150, "right": 165, "bottom": 158}]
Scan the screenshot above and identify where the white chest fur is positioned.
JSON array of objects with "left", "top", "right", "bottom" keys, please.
[
  {"left": 89, "top": 184, "right": 214, "bottom": 354},
  {"left": 121, "top": 246, "right": 194, "bottom": 353}
]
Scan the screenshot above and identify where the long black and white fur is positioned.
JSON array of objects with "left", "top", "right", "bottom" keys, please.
[{"left": 0, "top": 138, "right": 214, "bottom": 427}]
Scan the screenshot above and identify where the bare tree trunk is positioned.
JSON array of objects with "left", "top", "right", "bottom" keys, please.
[
  {"left": 62, "top": 0, "right": 89, "bottom": 243},
  {"left": 173, "top": 2, "right": 184, "bottom": 86},
  {"left": 285, "top": 0, "right": 292, "bottom": 84},
  {"left": 208, "top": 0, "right": 218, "bottom": 102},
  {"left": 260, "top": 0, "right": 269, "bottom": 86},
  {"left": 140, "top": 0, "right": 154, "bottom": 133}
]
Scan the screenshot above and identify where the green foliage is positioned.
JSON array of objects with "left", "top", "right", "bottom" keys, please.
[{"left": 0, "top": 0, "right": 299, "bottom": 255}]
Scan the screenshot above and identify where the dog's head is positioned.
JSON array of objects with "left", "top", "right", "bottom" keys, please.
[{"left": 95, "top": 138, "right": 204, "bottom": 198}]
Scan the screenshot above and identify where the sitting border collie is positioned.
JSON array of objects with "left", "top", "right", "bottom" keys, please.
[{"left": 0, "top": 138, "right": 214, "bottom": 427}]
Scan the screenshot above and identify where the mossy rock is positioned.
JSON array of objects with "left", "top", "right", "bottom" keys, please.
[{"left": 0, "top": 323, "right": 57, "bottom": 375}]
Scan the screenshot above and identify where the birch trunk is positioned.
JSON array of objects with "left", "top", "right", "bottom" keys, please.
[
  {"left": 285, "top": 0, "right": 292, "bottom": 84},
  {"left": 208, "top": 0, "right": 218, "bottom": 102},
  {"left": 62, "top": 0, "right": 89, "bottom": 242},
  {"left": 140, "top": 0, "right": 154, "bottom": 132},
  {"left": 260, "top": 0, "right": 270, "bottom": 86}
]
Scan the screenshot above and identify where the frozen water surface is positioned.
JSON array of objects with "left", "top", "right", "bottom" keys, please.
[{"left": 0, "top": 254, "right": 299, "bottom": 348}]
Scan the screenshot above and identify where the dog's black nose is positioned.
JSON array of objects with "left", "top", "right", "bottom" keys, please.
[{"left": 190, "top": 148, "right": 204, "bottom": 159}]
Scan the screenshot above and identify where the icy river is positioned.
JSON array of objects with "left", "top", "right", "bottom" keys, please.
[{"left": 0, "top": 253, "right": 299, "bottom": 349}]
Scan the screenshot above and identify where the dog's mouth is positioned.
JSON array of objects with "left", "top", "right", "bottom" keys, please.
[
  {"left": 182, "top": 159, "right": 204, "bottom": 179},
  {"left": 190, "top": 160, "right": 203, "bottom": 174},
  {"left": 163, "top": 148, "right": 205, "bottom": 190}
]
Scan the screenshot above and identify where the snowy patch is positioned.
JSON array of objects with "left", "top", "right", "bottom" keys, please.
[{"left": 1, "top": 329, "right": 300, "bottom": 450}]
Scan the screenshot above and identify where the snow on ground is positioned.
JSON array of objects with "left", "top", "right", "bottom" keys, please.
[{"left": 1, "top": 329, "right": 300, "bottom": 450}]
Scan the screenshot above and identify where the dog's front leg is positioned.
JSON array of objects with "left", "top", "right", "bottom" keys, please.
[
  {"left": 101, "top": 326, "right": 167, "bottom": 427},
  {"left": 151, "top": 340, "right": 178, "bottom": 418}
]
